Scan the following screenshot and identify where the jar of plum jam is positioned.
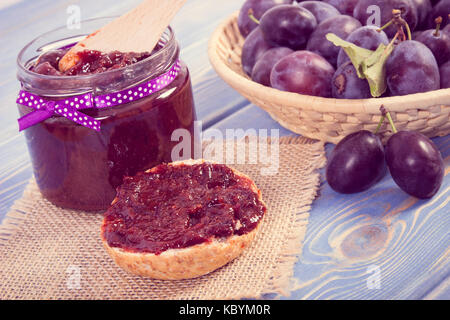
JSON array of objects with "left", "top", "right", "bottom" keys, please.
[{"left": 16, "top": 18, "right": 196, "bottom": 211}]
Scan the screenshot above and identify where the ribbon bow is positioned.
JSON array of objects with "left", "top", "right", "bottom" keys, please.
[
  {"left": 17, "top": 60, "right": 181, "bottom": 132},
  {"left": 17, "top": 92, "right": 101, "bottom": 131}
]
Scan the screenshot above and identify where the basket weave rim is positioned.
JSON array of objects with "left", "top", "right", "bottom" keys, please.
[{"left": 208, "top": 11, "right": 450, "bottom": 115}]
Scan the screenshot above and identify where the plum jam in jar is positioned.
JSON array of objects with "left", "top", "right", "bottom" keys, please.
[{"left": 16, "top": 18, "right": 196, "bottom": 211}]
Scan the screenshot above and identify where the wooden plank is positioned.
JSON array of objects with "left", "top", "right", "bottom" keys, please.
[
  {"left": 0, "top": 0, "right": 22, "bottom": 11},
  {"left": 205, "top": 103, "right": 294, "bottom": 136},
  {"left": 423, "top": 276, "right": 450, "bottom": 300}
]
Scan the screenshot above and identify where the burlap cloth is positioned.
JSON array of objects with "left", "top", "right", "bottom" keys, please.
[{"left": 0, "top": 136, "right": 325, "bottom": 300}]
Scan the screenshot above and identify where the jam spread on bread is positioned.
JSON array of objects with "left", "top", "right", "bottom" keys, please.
[{"left": 102, "top": 162, "right": 266, "bottom": 254}]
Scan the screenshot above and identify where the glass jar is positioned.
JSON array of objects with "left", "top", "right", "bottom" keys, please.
[{"left": 17, "top": 17, "right": 196, "bottom": 211}]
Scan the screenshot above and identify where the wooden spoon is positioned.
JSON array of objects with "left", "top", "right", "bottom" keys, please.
[{"left": 58, "top": 0, "right": 187, "bottom": 72}]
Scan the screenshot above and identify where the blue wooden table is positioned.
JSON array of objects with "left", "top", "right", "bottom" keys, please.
[{"left": 0, "top": 0, "right": 448, "bottom": 300}]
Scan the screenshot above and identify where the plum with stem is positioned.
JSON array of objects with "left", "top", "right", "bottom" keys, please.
[
  {"left": 383, "top": 107, "right": 444, "bottom": 199},
  {"left": 238, "top": 0, "right": 293, "bottom": 38},
  {"left": 416, "top": 16, "right": 450, "bottom": 66}
]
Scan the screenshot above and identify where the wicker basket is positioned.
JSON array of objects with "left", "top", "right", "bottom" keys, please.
[{"left": 208, "top": 11, "right": 450, "bottom": 144}]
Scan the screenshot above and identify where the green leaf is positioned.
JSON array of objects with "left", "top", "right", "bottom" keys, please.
[
  {"left": 325, "top": 33, "right": 395, "bottom": 98},
  {"left": 361, "top": 44, "right": 394, "bottom": 97},
  {"left": 325, "top": 33, "right": 373, "bottom": 79}
]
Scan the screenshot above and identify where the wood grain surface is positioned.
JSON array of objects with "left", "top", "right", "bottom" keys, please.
[{"left": 0, "top": 0, "right": 448, "bottom": 300}]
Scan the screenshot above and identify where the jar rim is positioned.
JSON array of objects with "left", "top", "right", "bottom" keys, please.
[{"left": 17, "top": 16, "right": 176, "bottom": 82}]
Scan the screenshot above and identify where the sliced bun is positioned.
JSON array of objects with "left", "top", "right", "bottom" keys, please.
[{"left": 101, "top": 159, "right": 265, "bottom": 280}]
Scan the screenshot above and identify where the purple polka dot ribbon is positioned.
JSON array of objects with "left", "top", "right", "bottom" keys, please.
[{"left": 17, "top": 60, "right": 182, "bottom": 132}]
